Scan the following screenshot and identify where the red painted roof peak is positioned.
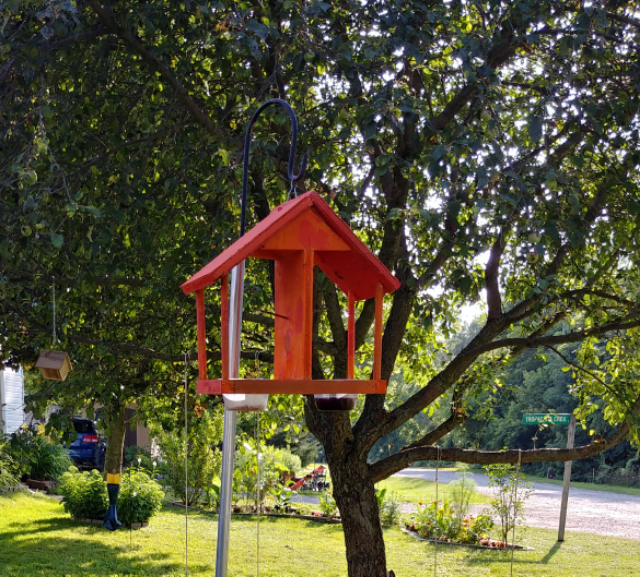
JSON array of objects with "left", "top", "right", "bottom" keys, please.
[{"left": 181, "top": 191, "right": 400, "bottom": 300}]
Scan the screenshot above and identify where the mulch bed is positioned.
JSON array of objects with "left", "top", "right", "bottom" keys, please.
[{"left": 167, "top": 502, "right": 342, "bottom": 523}]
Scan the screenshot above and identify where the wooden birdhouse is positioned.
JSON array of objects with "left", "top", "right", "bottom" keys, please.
[
  {"left": 181, "top": 191, "right": 400, "bottom": 406},
  {"left": 36, "top": 350, "right": 72, "bottom": 381}
]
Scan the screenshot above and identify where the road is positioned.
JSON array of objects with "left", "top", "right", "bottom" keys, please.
[{"left": 394, "top": 468, "right": 640, "bottom": 540}]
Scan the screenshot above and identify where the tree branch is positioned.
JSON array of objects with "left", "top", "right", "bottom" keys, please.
[
  {"left": 462, "top": 315, "right": 640, "bottom": 361},
  {"left": 370, "top": 408, "right": 636, "bottom": 483},
  {"left": 485, "top": 232, "right": 505, "bottom": 320}
]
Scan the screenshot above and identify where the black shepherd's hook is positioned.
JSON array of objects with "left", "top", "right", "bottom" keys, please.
[{"left": 240, "top": 99, "right": 307, "bottom": 236}]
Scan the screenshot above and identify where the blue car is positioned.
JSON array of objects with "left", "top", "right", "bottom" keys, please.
[{"left": 68, "top": 419, "right": 106, "bottom": 471}]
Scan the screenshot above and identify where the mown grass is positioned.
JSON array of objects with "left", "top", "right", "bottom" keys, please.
[
  {"left": 376, "top": 476, "right": 488, "bottom": 506},
  {"left": 1, "top": 491, "right": 639, "bottom": 576}
]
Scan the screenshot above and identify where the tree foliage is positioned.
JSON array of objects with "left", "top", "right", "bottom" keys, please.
[{"left": 3, "top": 1, "right": 640, "bottom": 575}]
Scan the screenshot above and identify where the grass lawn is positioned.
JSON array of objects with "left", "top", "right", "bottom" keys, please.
[
  {"left": 2, "top": 491, "right": 639, "bottom": 576},
  {"left": 376, "top": 476, "right": 488, "bottom": 506}
]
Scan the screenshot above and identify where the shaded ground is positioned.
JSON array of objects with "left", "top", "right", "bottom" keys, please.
[{"left": 395, "top": 468, "right": 640, "bottom": 540}]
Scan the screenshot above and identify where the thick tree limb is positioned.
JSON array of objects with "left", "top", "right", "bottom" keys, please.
[
  {"left": 485, "top": 232, "right": 505, "bottom": 320},
  {"left": 86, "top": 0, "right": 224, "bottom": 140},
  {"left": 369, "top": 420, "right": 631, "bottom": 483},
  {"left": 370, "top": 391, "right": 640, "bottom": 483}
]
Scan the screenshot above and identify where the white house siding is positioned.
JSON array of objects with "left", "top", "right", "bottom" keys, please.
[{"left": 0, "top": 367, "right": 25, "bottom": 435}]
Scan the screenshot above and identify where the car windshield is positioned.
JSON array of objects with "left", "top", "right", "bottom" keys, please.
[{"left": 72, "top": 421, "right": 94, "bottom": 434}]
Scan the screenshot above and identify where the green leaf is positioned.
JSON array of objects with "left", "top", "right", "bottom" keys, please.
[
  {"left": 50, "top": 232, "right": 63, "bottom": 249},
  {"left": 528, "top": 116, "right": 543, "bottom": 143}
]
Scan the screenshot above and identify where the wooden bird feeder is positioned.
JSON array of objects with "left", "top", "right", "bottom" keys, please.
[
  {"left": 181, "top": 190, "right": 400, "bottom": 400},
  {"left": 36, "top": 350, "right": 72, "bottom": 381}
]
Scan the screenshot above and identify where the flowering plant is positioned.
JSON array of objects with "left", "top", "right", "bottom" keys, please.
[{"left": 407, "top": 499, "right": 493, "bottom": 544}]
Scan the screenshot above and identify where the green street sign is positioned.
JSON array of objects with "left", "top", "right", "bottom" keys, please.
[{"left": 522, "top": 413, "right": 571, "bottom": 425}]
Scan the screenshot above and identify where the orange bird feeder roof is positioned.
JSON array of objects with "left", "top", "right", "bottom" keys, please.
[{"left": 181, "top": 191, "right": 400, "bottom": 301}]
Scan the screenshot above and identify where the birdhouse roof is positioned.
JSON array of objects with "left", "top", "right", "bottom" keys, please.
[{"left": 181, "top": 191, "right": 400, "bottom": 301}]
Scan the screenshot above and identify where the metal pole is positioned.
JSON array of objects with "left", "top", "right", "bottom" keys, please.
[
  {"left": 215, "top": 263, "right": 245, "bottom": 577},
  {"left": 558, "top": 414, "right": 576, "bottom": 542}
]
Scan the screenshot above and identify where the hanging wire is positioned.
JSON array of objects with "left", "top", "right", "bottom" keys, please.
[
  {"left": 184, "top": 353, "right": 189, "bottom": 577},
  {"left": 510, "top": 449, "right": 522, "bottom": 577},
  {"left": 52, "top": 284, "right": 57, "bottom": 345},
  {"left": 255, "top": 351, "right": 261, "bottom": 577},
  {"left": 129, "top": 465, "right": 133, "bottom": 550},
  {"left": 433, "top": 445, "right": 441, "bottom": 577}
]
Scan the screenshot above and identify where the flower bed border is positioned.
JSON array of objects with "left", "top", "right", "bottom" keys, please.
[
  {"left": 167, "top": 502, "right": 342, "bottom": 524},
  {"left": 401, "top": 528, "right": 532, "bottom": 551}
]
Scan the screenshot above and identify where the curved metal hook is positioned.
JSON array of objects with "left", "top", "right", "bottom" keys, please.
[{"left": 240, "top": 98, "right": 307, "bottom": 236}]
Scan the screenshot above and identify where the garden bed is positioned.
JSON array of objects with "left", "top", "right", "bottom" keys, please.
[
  {"left": 402, "top": 528, "right": 531, "bottom": 550},
  {"left": 167, "top": 502, "right": 342, "bottom": 523}
]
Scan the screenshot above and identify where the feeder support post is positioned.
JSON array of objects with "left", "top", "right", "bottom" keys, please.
[{"left": 216, "top": 263, "right": 245, "bottom": 577}]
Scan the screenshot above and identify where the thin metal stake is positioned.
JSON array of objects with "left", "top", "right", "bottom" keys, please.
[
  {"left": 185, "top": 353, "right": 189, "bottom": 577},
  {"left": 256, "top": 413, "right": 260, "bottom": 577}
]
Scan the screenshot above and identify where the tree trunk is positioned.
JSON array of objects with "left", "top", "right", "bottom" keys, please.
[
  {"left": 104, "top": 406, "right": 127, "bottom": 477},
  {"left": 328, "top": 453, "right": 388, "bottom": 577}
]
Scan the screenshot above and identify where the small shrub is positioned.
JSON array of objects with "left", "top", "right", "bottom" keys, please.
[
  {"left": 318, "top": 491, "right": 338, "bottom": 518},
  {"left": 410, "top": 497, "right": 495, "bottom": 545},
  {"left": 118, "top": 470, "right": 164, "bottom": 525},
  {"left": 152, "top": 409, "right": 222, "bottom": 506},
  {"left": 124, "top": 446, "right": 155, "bottom": 471},
  {"left": 449, "top": 474, "right": 476, "bottom": 533},
  {"left": 412, "top": 499, "right": 459, "bottom": 540},
  {"left": 9, "top": 429, "right": 72, "bottom": 481},
  {"left": 58, "top": 467, "right": 108, "bottom": 519},
  {"left": 377, "top": 489, "right": 402, "bottom": 527},
  {"left": 268, "top": 483, "right": 296, "bottom": 511},
  {"left": 0, "top": 439, "right": 19, "bottom": 493},
  {"left": 485, "top": 464, "right": 533, "bottom": 543}
]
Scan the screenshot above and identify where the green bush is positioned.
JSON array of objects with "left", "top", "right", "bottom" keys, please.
[
  {"left": 235, "top": 443, "right": 302, "bottom": 502},
  {"left": 118, "top": 470, "right": 164, "bottom": 525},
  {"left": 152, "top": 409, "right": 222, "bottom": 506},
  {"left": 9, "top": 428, "right": 72, "bottom": 481},
  {"left": 58, "top": 467, "right": 165, "bottom": 524},
  {"left": 124, "top": 445, "right": 155, "bottom": 471},
  {"left": 0, "top": 439, "right": 19, "bottom": 493},
  {"left": 376, "top": 488, "right": 402, "bottom": 527},
  {"left": 58, "top": 467, "right": 108, "bottom": 519},
  {"left": 318, "top": 491, "right": 338, "bottom": 518}
]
